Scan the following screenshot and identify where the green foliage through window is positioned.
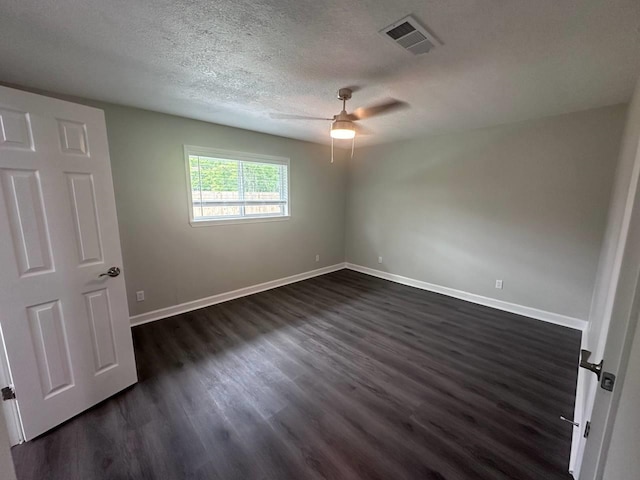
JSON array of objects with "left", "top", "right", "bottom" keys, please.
[{"left": 190, "top": 156, "right": 281, "bottom": 192}]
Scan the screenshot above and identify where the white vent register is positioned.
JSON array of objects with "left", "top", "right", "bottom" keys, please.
[{"left": 380, "top": 15, "right": 438, "bottom": 55}]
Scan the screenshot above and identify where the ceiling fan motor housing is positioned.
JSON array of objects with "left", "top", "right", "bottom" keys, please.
[
  {"left": 337, "top": 88, "right": 353, "bottom": 101},
  {"left": 332, "top": 119, "right": 354, "bottom": 130}
]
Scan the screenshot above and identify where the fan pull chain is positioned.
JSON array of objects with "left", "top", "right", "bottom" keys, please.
[
  {"left": 351, "top": 135, "right": 355, "bottom": 159},
  {"left": 331, "top": 134, "right": 334, "bottom": 163}
]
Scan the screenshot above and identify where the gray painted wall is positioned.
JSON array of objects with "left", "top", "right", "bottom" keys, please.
[
  {"left": 345, "top": 105, "right": 626, "bottom": 320},
  {"left": 97, "top": 104, "right": 347, "bottom": 317}
]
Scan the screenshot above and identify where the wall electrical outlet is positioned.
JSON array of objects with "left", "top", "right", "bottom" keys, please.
[
  {"left": 378, "top": 256, "right": 383, "bottom": 264},
  {"left": 136, "top": 290, "right": 145, "bottom": 302},
  {"left": 315, "top": 254, "right": 320, "bottom": 262},
  {"left": 495, "top": 280, "right": 503, "bottom": 290}
]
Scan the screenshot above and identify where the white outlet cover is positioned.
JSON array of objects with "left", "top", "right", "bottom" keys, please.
[
  {"left": 378, "top": 256, "right": 383, "bottom": 264},
  {"left": 136, "top": 290, "right": 145, "bottom": 301},
  {"left": 315, "top": 254, "right": 320, "bottom": 262},
  {"left": 495, "top": 280, "right": 503, "bottom": 289}
]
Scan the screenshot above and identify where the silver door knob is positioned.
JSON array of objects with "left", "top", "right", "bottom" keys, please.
[{"left": 99, "top": 267, "right": 121, "bottom": 278}]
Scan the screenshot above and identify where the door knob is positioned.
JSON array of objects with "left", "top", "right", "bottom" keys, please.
[
  {"left": 99, "top": 267, "right": 121, "bottom": 278},
  {"left": 579, "top": 349, "right": 603, "bottom": 381}
]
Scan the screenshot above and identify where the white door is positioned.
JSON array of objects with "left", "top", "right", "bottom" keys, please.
[
  {"left": 569, "top": 79, "right": 640, "bottom": 478},
  {"left": 0, "top": 85, "right": 137, "bottom": 441}
]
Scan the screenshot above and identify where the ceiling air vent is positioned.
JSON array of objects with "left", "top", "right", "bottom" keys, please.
[{"left": 380, "top": 15, "right": 438, "bottom": 55}]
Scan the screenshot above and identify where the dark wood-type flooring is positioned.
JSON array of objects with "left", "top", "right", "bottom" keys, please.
[{"left": 12, "top": 269, "right": 581, "bottom": 480}]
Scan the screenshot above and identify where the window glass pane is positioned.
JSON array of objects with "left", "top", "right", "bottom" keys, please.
[
  {"left": 189, "top": 156, "right": 200, "bottom": 189},
  {"left": 189, "top": 156, "right": 204, "bottom": 218},
  {"left": 243, "top": 162, "right": 282, "bottom": 202},
  {"left": 199, "top": 156, "right": 240, "bottom": 201}
]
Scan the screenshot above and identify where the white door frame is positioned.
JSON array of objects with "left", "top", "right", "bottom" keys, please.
[
  {"left": 579, "top": 232, "right": 640, "bottom": 478},
  {"left": 579, "top": 154, "right": 640, "bottom": 477},
  {"left": 576, "top": 77, "right": 640, "bottom": 478}
]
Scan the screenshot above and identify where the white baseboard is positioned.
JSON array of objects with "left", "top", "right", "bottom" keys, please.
[
  {"left": 130, "top": 261, "right": 587, "bottom": 332},
  {"left": 130, "top": 263, "right": 347, "bottom": 327},
  {"left": 345, "top": 263, "right": 587, "bottom": 331}
]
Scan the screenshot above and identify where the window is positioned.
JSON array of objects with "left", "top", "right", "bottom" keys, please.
[{"left": 184, "top": 146, "right": 290, "bottom": 226}]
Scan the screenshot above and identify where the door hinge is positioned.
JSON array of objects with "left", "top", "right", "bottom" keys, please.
[
  {"left": 1, "top": 386, "right": 15, "bottom": 401},
  {"left": 584, "top": 421, "right": 591, "bottom": 438}
]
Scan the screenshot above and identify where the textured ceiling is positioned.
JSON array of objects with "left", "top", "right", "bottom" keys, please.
[{"left": 1, "top": 0, "right": 639, "bottom": 145}]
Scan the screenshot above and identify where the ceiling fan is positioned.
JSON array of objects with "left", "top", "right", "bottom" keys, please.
[{"left": 270, "top": 87, "right": 408, "bottom": 161}]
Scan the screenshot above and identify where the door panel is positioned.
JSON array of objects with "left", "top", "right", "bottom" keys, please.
[
  {"left": 0, "top": 85, "right": 137, "bottom": 441},
  {"left": 27, "top": 300, "right": 74, "bottom": 397},
  {"left": 0, "top": 108, "right": 33, "bottom": 150},
  {"left": 84, "top": 289, "right": 118, "bottom": 374},
  {"left": 57, "top": 119, "right": 89, "bottom": 156},
  {"left": 0, "top": 168, "right": 53, "bottom": 276},
  {"left": 66, "top": 173, "right": 103, "bottom": 265}
]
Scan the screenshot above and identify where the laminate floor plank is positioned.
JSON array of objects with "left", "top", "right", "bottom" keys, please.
[{"left": 12, "top": 270, "right": 579, "bottom": 480}]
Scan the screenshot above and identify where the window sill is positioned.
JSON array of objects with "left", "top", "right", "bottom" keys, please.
[{"left": 189, "top": 215, "right": 291, "bottom": 227}]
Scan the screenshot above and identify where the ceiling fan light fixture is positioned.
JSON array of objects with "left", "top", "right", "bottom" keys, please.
[{"left": 330, "top": 120, "right": 356, "bottom": 139}]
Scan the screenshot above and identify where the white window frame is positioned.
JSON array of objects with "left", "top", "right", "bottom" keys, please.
[{"left": 184, "top": 145, "right": 291, "bottom": 227}]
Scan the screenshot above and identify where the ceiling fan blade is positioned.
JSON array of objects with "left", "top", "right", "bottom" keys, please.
[
  {"left": 354, "top": 123, "right": 372, "bottom": 135},
  {"left": 351, "top": 99, "right": 408, "bottom": 120},
  {"left": 270, "top": 113, "right": 333, "bottom": 120}
]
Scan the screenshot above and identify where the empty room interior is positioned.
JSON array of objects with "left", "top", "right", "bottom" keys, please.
[{"left": 1, "top": 1, "right": 640, "bottom": 479}]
